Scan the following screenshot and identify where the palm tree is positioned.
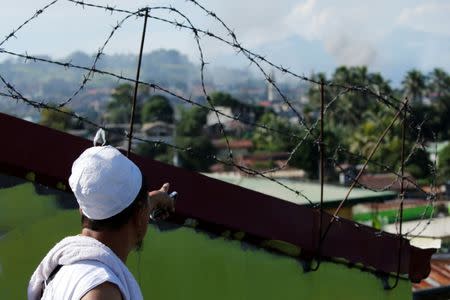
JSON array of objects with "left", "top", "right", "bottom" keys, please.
[
  {"left": 427, "top": 68, "right": 450, "bottom": 99},
  {"left": 402, "top": 69, "right": 426, "bottom": 104},
  {"left": 427, "top": 68, "right": 450, "bottom": 139}
]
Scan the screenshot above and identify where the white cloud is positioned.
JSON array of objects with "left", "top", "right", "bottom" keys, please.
[
  {"left": 284, "top": 0, "right": 415, "bottom": 66},
  {"left": 0, "top": 0, "right": 448, "bottom": 74},
  {"left": 397, "top": 1, "right": 450, "bottom": 36}
]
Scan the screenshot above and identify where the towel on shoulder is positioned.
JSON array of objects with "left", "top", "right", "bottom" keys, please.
[{"left": 28, "top": 235, "right": 143, "bottom": 300}]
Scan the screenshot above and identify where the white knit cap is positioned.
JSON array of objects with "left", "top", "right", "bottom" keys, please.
[{"left": 69, "top": 146, "right": 142, "bottom": 220}]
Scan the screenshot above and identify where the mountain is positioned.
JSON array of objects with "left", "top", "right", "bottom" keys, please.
[
  {"left": 0, "top": 49, "right": 266, "bottom": 118},
  {"left": 214, "top": 35, "right": 336, "bottom": 77},
  {"left": 213, "top": 30, "right": 450, "bottom": 87}
]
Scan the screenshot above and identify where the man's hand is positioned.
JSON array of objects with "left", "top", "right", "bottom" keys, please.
[{"left": 148, "top": 183, "right": 175, "bottom": 220}]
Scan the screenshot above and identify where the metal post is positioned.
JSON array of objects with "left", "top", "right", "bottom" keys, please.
[
  {"left": 319, "top": 81, "right": 325, "bottom": 236},
  {"left": 387, "top": 101, "right": 408, "bottom": 290},
  {"left": 127, "top": 7, "right": 149, "bottom": 157},
  {"left": 319, "top": 98, "right": 409, "bottom": 246},
  {"left": 311, "top": 81, "right": 325, "bottom": 272}
]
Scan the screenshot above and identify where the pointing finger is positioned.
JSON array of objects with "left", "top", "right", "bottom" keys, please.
[{"left": 161, "top": 182, "right": 169, "bottom": 193}]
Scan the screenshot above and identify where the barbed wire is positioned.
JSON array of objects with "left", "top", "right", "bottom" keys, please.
[
  {"left": 0, "top": 48, "right": 309, "bottom": 138},
  {"left": 258, "top": 87, "right": 351, "bottom": 175},
  {"left": 0, "top": 0, "right": 442, "bottom": 257},
  {"left": 0, "top": 0, "right": 59, "bottom": 48},
  {"left": 0, "top": 76, "right": 317, "bottom": 206},
  {"left": 0, "top": 0, "right": 409, "bottom": 140},
  {"left": 0, "top": 1, "right": 435, "bottom": 194},
  {"left": 56, "top": 11, "right": 141, "bottom": 108},
  {"left": 185, "top": 0, "right": 406, "bottom": 112},
  {"left": 402, "top": 133, "right": 439, "bottom": 237}
]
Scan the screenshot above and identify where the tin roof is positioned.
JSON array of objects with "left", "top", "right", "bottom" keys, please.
[
  {"left": 359, "top": 173, "right": 417, "bottom": 191},
  {"left": 206, "top": 173, "right": 396, "bottom": 207}
]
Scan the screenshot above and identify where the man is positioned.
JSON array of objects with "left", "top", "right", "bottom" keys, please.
[{"left": 28, "top": 145, "right": 175, "bottom": 300}]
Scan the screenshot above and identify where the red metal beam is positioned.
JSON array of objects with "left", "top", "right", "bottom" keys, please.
[{"left": 0, "top": 112, "right": 435, "bottom": 282}]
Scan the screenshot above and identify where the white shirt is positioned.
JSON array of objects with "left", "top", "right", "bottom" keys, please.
[{"left": 41, "top": 260, "right": 127, "bottom": 300}]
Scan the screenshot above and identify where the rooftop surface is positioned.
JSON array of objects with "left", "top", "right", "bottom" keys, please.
[
  {"left": 206, "top": 173, "right": 396, "bottom": 207},
  {"left": 385, "top": 217, "right": 450, "bottom": 239}
]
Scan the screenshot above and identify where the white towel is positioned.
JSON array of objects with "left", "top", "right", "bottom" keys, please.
[{"left": 28, "top": 235, "right": 143, "bottom": 300}]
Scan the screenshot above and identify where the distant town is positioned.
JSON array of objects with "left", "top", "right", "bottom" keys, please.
[{"left": 2, "top": 50, "right": 450, "bottom": 257}]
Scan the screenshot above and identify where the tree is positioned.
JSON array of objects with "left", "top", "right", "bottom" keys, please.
[
  {"left": 40, "top": 107, "right": 78, "bottom": 131},
  {"left": 136, "top": 142, "right": 172, "bottom": 164},
  {"left": 176, "top": 107, "right": 208, "bottom": 136},
  {"left": 209, "top": 92, "right": 266, "bottom": 122},
  {"left": 253, "top": 113, "right": 296, "bottom": 152},
  {"left": 438, "top": 144, "right": 450, "bottom": 182},
  {"left": 175, "top": 107, "right": 215, "bottom": 171},
  {"left": 141, "top": 95, "right": 174, "bottom": 124},
  {"left": 423, "top": 69, "right": 450, "bottom": 140},
  {"left": 402, "top": 69, "right": 426, "bottom": 104},
  {"left": 306, "top": 67, "right": 393, "bottom": 128},
  {"left": 305, "top": 72, "right": 330, "bottom": 111},
  {"left": 348, "top": 108, "right": 431, "bottom": 179},
  {"left": 106, "top": 84, "right": 149, "bottom": 124},
  {"left": 175, "top": 136, "right": 216, "bottom": 171},
  {"left": 252, "top": 112, "right": 319, "bottom": 178},
  {"left": 427, "top": 68, "right": 450, "bottom": 99}
]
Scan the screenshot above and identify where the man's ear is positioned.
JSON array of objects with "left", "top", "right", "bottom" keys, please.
[
  {"left": 133, "top": 204, "right": 148, "bottom": 228},
  {"left": 79, "top": 208, "right": 83, "bottom": 215}
]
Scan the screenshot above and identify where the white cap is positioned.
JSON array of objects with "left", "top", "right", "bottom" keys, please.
[{"left": 69, "top": 146, "right": 142, "bottom": 220}]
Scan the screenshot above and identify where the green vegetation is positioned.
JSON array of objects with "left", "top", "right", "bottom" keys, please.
[
  {"left": 36, "top": 66, "right": 450, "bottom": 179},
  {"left": 40, "top": 106, "right": 79, "bottom": 131},
  {"left": 141, "top": 95, "right": 174, "bottom": 124},
  {"left": 353, "top": 205, "right": 434, "bottom": 224},
  {"left": 305, "top": 66, "right": 449, "bottom": 180},
  {"left": 136, "top": 143, "right": 172, "bottom": 164},
  {"left": 209, "top": 91, "right": 266, "bottom": 122},
  {"left": 438, "top": 143, "right": 450, "bottom": 182},
  {"left": 106, "top": 84, "right": 148, "bottom": 124},
  {"left": 175, "top": 107, "right": 215, "bottom": 171},
  {"left": 252, "top": 112, "right": 319, "bottom": 178}
]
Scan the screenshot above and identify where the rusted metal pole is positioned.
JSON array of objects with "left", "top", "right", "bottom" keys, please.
[
  {"left": 127, "top": 7, "right": 149, "bottom": 157},
  {"left": 319, "top": 81, "right": 325, "bottom": 237},
  {"left": 311, "top": 81, "right": 326, "bottom": 272},
  {"left": 387, "top": 100, "right": 408, "bottom": 290}
]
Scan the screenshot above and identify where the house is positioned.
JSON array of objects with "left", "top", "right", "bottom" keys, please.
[
  {"left": 212, "top": 139, "right": 253, "bottom": 159},
  {"left": 205, "top": 106, "right": 253, "bottom": 138},
  {"left": 0, "top": 112, "right": 436, "bottom": 299},
  {"left": 239, "top": 151, "right": 291, "bottom": 169},
  {"left": 358, "top": 173, "right": 422, "bottom": 198},
  {"left": 141, "top": 121, "right": 174, "bottom": 141},
  {"left": 101, "top": 122, "right": 174, "bottom": 151}
]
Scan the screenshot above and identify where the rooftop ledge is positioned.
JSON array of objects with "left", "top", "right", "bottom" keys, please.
[{"left": 0, "top": 112, "right": 435, "bottom": 283}]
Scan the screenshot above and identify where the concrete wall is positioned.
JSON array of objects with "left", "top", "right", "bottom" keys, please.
[{"left": 0, "top": 182, "right": 411, "bottom": 299}]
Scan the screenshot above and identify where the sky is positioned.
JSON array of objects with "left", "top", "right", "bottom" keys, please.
[{"left": 0, "top": 0, "right": 449, "bottom": 82}]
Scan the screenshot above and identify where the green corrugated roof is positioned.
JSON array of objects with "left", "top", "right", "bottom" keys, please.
[{"left": 205, "top": 174, "right": 396, "bottom": 207}]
